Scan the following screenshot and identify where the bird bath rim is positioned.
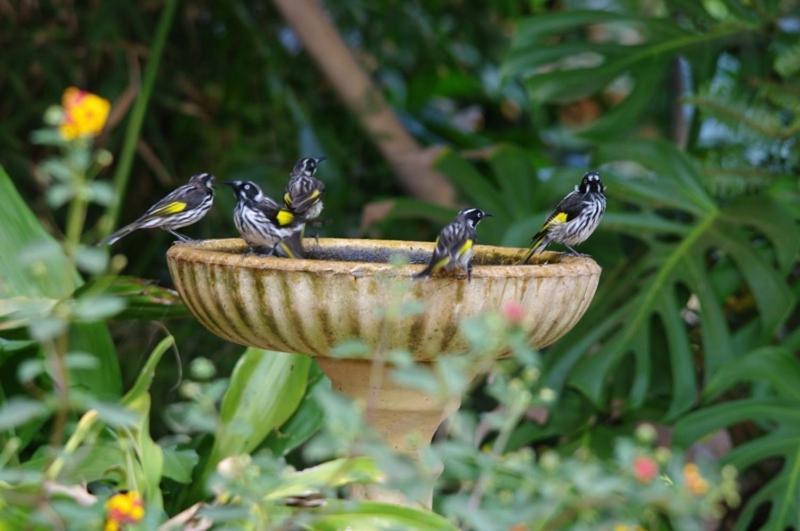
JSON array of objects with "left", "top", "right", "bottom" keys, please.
[{"left": 166, "top": 237, "right": 598, "bottom": 278}]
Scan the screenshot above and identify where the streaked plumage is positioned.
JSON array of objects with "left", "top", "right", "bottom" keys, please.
[
  {"left": 415, "top": 208, "right": 490, "bottom": 281},
  {"left": 283, "top": 157, "right": 325, "bottom": 220},
  {"left": 227, "top": 180, "right": 306, "bottom": 258},
  {"left": 102, "top": 172, "right": 214, "bottom": 245},
  {"left": 520, "top": 171, "right": 606, "bottom": 264}
]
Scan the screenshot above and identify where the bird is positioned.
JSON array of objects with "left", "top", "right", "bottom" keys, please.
[
  {"left": 520, "top": 171, "right": 606, "bottom": 264},
  {"left": 101, "top": 172, "right": 214, "bottom": 245},
  {"left": 414, "top": 207, "right": 491, "bottom": 281},
  {"left": 226, "top": 180, "right": 306, "bottom": 258},
  {"left": 282, "top": 156, "right": 326, "bottom": 256},
  {"left": 283, "top": 156, "right": 326, "bottom": 220}
]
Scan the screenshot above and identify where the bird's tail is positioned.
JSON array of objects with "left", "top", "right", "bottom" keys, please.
[
  {"left": 413, "top": 262, "right": 436, "bottom": 280},
  {"left": 99, "top": 223, "right": 137, "bottom": 246},
  {"left": 275, "top": 231, "right": 305, "bottom": 259},
  {"left": 287, "top": 231, "right": 306, "bottom": 258},
  {"left": 519, "top": 230, "right": 548, "bottom": 264},
  {"left": 414, "top": 255, "right": 450, "bottom": 280}
]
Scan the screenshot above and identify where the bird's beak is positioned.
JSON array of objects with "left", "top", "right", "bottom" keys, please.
[
  {"left": 316, "top": 156, "right": 327, "bottom": 163},
  {"left": 224, "top": 180, "right": 238, "bottom": 188},
  {"left": 485, "top": 213, "right": 494, "bottom": 217}
]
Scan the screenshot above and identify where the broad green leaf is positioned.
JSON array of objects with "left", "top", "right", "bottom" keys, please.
[
  {"left": 264, "top": 362, "right": 327, "bottom": 457},
  {"left": 122, "top": 335, "right": 174, "bottom": 405},
  {"left": 74, "top": 276, "right": 188, "bottom": 320},
  {"left": 704, "top": 347, "right": 800, "bottom": 401},
  {"left": 0, "top": 398, "right": 50, "bottom": 431},
  {"left": 265, "top": 457, "right": 383, "bottom": 500},
  {"left": 435, "top": 149, "right": 508, "bottom": 221},
  {"left": 711, "top": 227, "right": 794, "bottom": 335},
  {"left": 673, "top": 398, "right": 800, "bottom": 447},
  {"left": 207, "top": 350, "right": 311, "bottom": 472},
  {"left": 659, "top": 291, "right": 697, "bottom": 419},
  {"left": 308, "top": 501, "right": 457, "bottom": 531},
  {"left": 487, "top": 145, "right": 538, "bottom": 220},
  {"left": 576, "top": 62, "right": 665, "bottom": 140},
  {"left": 162, "top": 447, "right": 199, "bottom": 484},
  {"left": 0, "top": 167, "right": 121, "bottom": 398},
  {"left": 721, "top": 196, "right": 800, "bottom": 272}
]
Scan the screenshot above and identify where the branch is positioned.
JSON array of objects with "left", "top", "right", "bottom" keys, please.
[{"left": 272, "top": 0, "right": 457, "bottom": 207}]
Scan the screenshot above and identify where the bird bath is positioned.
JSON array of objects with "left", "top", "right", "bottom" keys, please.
[{"left": 166, "top": 238, "right": 600, "bottom": 505}]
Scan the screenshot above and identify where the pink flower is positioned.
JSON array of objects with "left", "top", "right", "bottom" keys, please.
[
  {"left": 632, "top": 456, "right": 659, "bottom": 484},
  {"left": 503, "top": 301, "right": 524, "bottom": 325}
]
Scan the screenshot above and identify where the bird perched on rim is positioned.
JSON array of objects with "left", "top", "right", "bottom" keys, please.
[
  {"left": 283, "top": 156, "right": 325, "bottom": 220},
  {"left": 414, "top": 207, "right": 491, "bottom": 281},
  {"left": 101, "top": 172, "right": 214, "bottom": 245},
  {"left": 226, "top": 180, "right": 306, "bottom": 258},
  {"left": 520, "top": 171, "right": 606, "bottom": 264}
]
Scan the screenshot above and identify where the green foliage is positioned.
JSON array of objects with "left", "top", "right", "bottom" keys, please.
[{"left": 1, "top": 0, "right": 798, "bottom": 529}]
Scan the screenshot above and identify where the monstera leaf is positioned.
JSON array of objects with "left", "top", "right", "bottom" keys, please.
[
  {"left": 504, "top": 8, "right": 752, "bottom": 139},
  {"left": 674, "top": 347, "right": 800, "bottom": 530},
  {"left": 544, "top": 139, "right": 798, "bottom": 419}
]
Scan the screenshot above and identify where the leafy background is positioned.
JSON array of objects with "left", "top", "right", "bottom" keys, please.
[{"left": 1, "top": 0, "right": 798, "bottom": 529}]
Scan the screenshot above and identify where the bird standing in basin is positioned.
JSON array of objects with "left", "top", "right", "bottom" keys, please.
[
  {"left": 227, "top": 180, "right": 306, "bottom": 258},
  {"left": 102, "top": 172, "right": 215, "bottom": 245},
  {"left": 415, "top": 207, "right": 491, "bottom": 281},
  {"left": 284, "top": 156, "right": 325, "bottom": 220},
  {"left": 520, "top": 171, "right": 605, "bottom": 264}
]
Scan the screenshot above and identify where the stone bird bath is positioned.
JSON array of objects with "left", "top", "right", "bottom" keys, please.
[{"left": 166, "top": 238, "right": 600, "bottom": 504}]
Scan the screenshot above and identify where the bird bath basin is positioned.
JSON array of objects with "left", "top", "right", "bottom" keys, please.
[{"left": 166, "top": 238, "right": 600, "bottom": 505}]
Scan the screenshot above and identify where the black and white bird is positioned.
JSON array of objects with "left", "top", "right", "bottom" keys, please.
[
  {"left": 226, "top": 180, "right": 306, "bottom": 258},
  {"left": 415, "top": 207, "right": 491, "bottom": 281},
  {"left": 520, "top": 171, "right": 606, "bottom": 264},
  {"left": 102, "top": 172, "right": 214, "bottom": 245},
  {"left": 283, "top": 157, "right": 325, "bottom": 220}
]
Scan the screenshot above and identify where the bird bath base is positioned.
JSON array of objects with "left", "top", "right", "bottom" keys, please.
[{"left": 167, "top": 238, "right": 600, "bottom": 507}]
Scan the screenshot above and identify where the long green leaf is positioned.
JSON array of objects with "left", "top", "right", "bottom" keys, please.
[
  {"left": 265, "top": 456, "right": 383, "bottom": 500},
  {"left": 309, "top": 501, "right": 457, "bottom": 531},
  {"left": 673, "top": 398, "right": 800, "bottom": 447},
  {"left": 207, "top": 350, "right": 311, "bottom": 473},
  {"left": 0, "top": 167, "right": 121, "bottom": 398}
]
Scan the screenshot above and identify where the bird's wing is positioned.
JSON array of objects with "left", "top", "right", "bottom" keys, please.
[
  {"left": 545, "top": 191, "right": 585, "bottom": 225},
  {"left": 437, "top": 221, "right": 471, "bottom": 264},
  {"left": 284, "top": 177, "right": 324, "bottom": 211},
  {"left": 138, "top": 184, "right": 206, "bottom": 220},
  {"left": 256, "top": 197, "right": 300, "bottom": 227}
]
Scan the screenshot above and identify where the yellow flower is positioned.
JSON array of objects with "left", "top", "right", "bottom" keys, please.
[
  {"left": 683, "top": 463, "right": 710, "bottom": 495},
  {"left": 105, "top": 491, "right": 144, "bottom": 527},
  {"left": 59, "top": 87, "right": 110, "bottom": 140}
]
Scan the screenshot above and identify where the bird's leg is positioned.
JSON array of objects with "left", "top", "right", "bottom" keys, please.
[
  {"left": 167, "top": 229, "right": 191, "bottom": 242},
  {"left": 467, "top": 264, "right": 473, "bottom": 283},
  {"left": 564, "top": 244, "right": 587, "bottom": 257}
]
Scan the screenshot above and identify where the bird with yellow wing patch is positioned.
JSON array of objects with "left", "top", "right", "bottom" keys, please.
[
  {"left": 226, "top": 180, "right": 307, "bottom": 258},
  {"left": 415, "top": 207, "right": 491, "bottom": 281},
  {"left": 102, "top": 172, "right": 215, "bottom": 245},
  {"left": 520, "top": 171, "right": 606, "bottom": 264}
]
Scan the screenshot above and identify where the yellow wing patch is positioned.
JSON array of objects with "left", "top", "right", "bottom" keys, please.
[
  {"left": 309, "top": 189, "right": 322, "bottom": 200},
  {"left": 153, "top": 201, "right": 186, "bottom": 215},
  {"left": 276, "top": 210, "right": 295, "bottom": 226},
  {"left": 458, "top": 239, "right": 474, "bottom": 256},
  {"left": 546, "top": 212, "right": 568, "bottom": 227},
  {"left": 283, "top": 192, "right": 292, "bottom": 205}
]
